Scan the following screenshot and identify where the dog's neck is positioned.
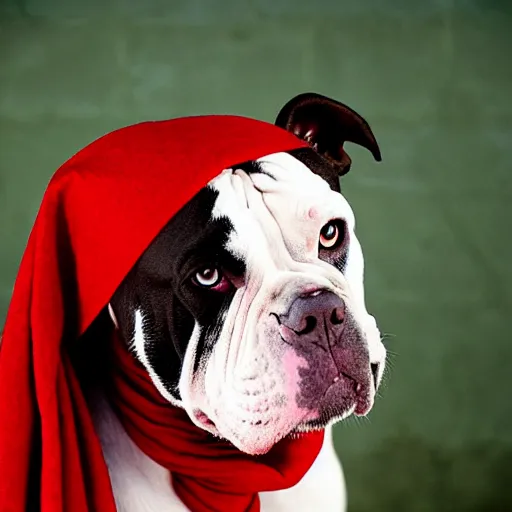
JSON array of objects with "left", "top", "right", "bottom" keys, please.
[{"left": 99, "top": 330, "right": 324, "bottom": 512}]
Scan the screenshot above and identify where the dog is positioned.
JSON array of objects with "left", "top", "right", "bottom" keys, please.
[{"left": 89, "top": 93, "right": 387, "bottom": 511}]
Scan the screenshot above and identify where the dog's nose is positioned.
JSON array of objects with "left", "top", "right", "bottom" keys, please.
[{"left": 280, "top": 290, "right": 345, "bottom": 336}]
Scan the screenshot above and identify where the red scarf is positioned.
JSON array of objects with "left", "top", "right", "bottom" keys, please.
[
  {"left": 108, "top": 332, "right": 323, "bottom": 511},
  {"left": 0, "top": 114, "right": 322, "bottom": 512}
]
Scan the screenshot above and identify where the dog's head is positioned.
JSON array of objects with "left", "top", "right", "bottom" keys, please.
[{"left": 109, "top": 93, "right": 386, "bottom": 455}]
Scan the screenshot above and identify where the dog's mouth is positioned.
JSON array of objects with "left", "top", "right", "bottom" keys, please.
[
  {"left": 190, "top": 349, "right": 381, "bottom": 443},
  {"left": 191, "top": 369, "right": 374, "bottom": 445},
  {"left": 296, "top": 377, "right": 373, "bottom": 433},
  {"left": 326, "top": 371, "right": 373, "bottom": 416}
]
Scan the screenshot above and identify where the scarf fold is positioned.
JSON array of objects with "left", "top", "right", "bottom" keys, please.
[{"left": 107, "top": 332, "right": 324, "bottom": 512}]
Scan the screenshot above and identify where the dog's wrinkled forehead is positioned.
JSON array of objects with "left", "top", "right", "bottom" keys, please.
[{"left": 209, "top": 151, "right": 355, "bottom": 263}]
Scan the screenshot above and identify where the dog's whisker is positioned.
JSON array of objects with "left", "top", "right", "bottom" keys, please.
[{"left": 383, "top": 357, "right": 397, "bottom": 371}]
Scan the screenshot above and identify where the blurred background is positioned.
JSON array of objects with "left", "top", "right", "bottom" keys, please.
[{"left": 1, "top": 0, "right": 511, "bottom": 510}]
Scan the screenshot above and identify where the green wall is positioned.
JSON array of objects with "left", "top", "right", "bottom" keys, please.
[{"left": 1, "top": 0, "right": 511, "bottom": 510}]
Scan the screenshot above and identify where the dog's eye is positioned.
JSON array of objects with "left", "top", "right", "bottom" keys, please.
[
  {"left": 195, "top": 267, "right": 222, "bottom": 287},
  {"left": 319, "top": 221, "right": 344, "bottom": 250}
]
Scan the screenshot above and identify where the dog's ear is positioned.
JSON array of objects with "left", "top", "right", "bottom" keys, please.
[{"left": 275, "top": 92, "right": 381, "bottom": 177}]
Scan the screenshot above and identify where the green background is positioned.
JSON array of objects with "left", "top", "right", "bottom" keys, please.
[{"left": 1, "top": 0, "right": 511, "bottom": 510}]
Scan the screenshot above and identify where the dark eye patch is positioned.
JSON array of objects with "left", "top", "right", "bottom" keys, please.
[
  {"left": 110, "top": 183, "right": 246, "bottom": 402},
  {"left": 175, "top": 216, "right": 245, "bottom": 287}
]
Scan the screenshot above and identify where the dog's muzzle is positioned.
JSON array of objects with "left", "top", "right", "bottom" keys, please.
[
  {"left": 274, "top": 289, "right": 376, "bottom": 419},
  {"left": 189, "top": 285, "right": 382, "bottom": 455}
]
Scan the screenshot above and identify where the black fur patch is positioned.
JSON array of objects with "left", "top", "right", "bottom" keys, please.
[{"left": 110, "top": 186, "right": 245, "bottom": 401}]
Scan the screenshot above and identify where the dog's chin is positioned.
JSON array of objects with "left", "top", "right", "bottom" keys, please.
[
  {"left": 218, "top": 405, "right": 360, "bottom": 456},
  {"left": 193, "top": 390, "right": 373, "bottom": 456},
  {"left": 193, "top": 406, "right": 318, "bottom": 455},
  {"left": 198, "top": 415, "right": 306, "bottom": 456},
  {"left": 228, "top": 430, "right": 290, "bottom": 456}
]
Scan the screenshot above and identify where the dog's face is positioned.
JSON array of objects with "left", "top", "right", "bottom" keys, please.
[{"left": 110, "top": 93, "right": 387, "bottom": 455}]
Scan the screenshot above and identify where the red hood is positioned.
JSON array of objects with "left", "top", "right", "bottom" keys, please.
[{"left": 0, "top": 115, "right": 322, "bottom": 512}]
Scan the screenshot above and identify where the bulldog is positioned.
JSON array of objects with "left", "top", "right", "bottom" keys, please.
[{"left": 86, "top": 92, "right": 387, "bottom": 512}]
